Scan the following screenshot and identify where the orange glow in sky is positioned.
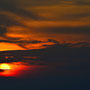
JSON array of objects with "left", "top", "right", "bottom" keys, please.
[
  {"left": 0, "top": 43, "right": 25, "bottom": 51},
  {"left": 0, "top": 0, "right": 90, "bottom": 52},
  {"left": 0, "top": 62, "right": 46, "bottom": 78},
  {"left": 0, "top": 62, "right": 28, "bottom": 77}
]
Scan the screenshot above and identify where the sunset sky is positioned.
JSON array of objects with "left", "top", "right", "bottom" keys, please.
[
  {"left": 0, "top": 0, "right": 90, "bottom": 51},
  {"left": 0, "top": 1, "right": 90, "bottom": 90}
]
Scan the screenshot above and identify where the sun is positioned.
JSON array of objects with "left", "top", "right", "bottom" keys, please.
[{"left": 0, "top": 63, "right": 11, "bottom": 70}]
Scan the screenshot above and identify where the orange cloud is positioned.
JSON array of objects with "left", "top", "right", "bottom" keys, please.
[
  {"left": 24, "top": 42, "right": 55, "bottom": 49},
  {"left": 25, "top": 4, "right": 90, "bottom": 21},
  {"left": 0, "top": 2, "right": 90, "bottom": 50},
  {"left": 0, "top": 43, "right": 25, "bottom": 51},
  {"left": 22, "top": 21, "right": 90, "bottom": 28}
]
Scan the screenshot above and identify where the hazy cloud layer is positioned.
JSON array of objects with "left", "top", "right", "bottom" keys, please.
[{"left": 0, "top": 0, "right": 90, "bottom": 51}]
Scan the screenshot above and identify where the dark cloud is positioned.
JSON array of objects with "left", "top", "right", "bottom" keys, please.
[
  {"left": 0, "top": 39, "right": 59, "bottom": 49},
  {"left": 4, "top": 8, "right": 43, "bottom": 20},
  {"left": 0, "top": 0, "right": 90, "bottom": 43},
  {"left": 0, "top": 0, "right": 44, "bottom": 20},
  {"left": 0, "top": 39, "right": 54, "bottom": 44},
  {"left": 47, "top": 39, "right": 60, "bottom": 44},
  {"left": 0, "top": 40, "right": 12, "bottom": 43},
  {"left": 0, "top": 14, "right": 21, "bottom": 26},
  {"left": 64, "top": 0, "right": 90, "bottom": 5},
  {"left": 0, "top": 14, "right": 23, "bottom": 37},
  {"left": 74, "top": 0, "right": 90, "bottom": 5},
  {"left": 0, "top": 42, "right": 90, "bottom": 63},
  {"left": 33, "top": 26, "right": 90, "bottom": 35},
  {"left": 61, "top": 42, "right": 90, "bottom": 47},
  {"left": 0, "top": 26, "right": 6, "bottom": 37},
  {"left": 21, "top": 0, "right": 61, "bottom": 6},
  {"left": 63, "top": 12, "right": 90, "bottom": 20},
  {"left": 0, "top": 0, "right": 45, "bottom": 38}
]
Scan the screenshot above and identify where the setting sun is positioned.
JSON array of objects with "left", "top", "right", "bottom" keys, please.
[{"left": 0, "top": 63, "right": 11, "bottom": 70}]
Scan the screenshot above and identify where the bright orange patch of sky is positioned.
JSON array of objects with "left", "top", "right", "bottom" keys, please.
[{"left": 0, "top": 43, "right": 25, "bottom": 51}]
